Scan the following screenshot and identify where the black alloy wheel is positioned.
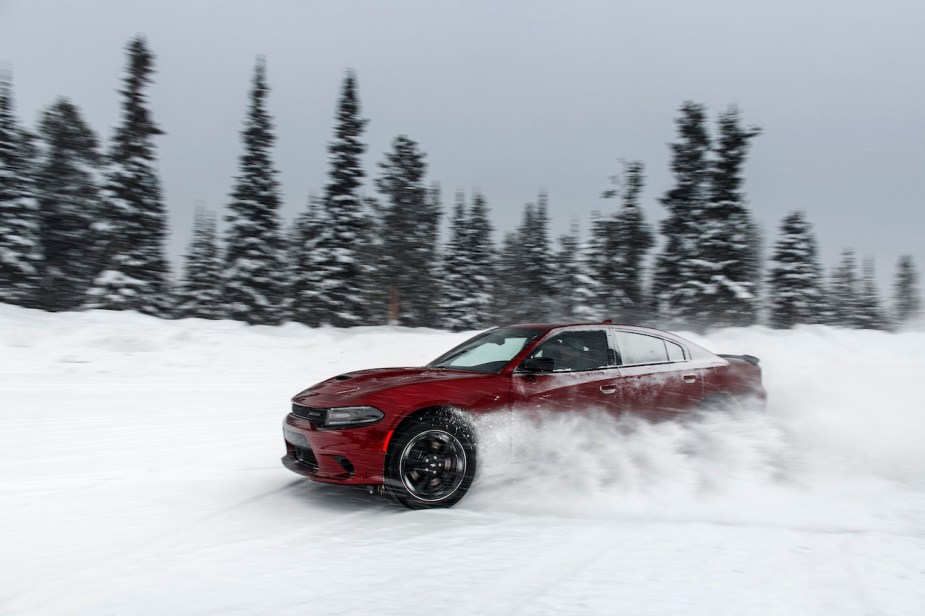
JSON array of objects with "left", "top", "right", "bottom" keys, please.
[{"left": 385, "top": 414, "right": 476, "bottom": 509}]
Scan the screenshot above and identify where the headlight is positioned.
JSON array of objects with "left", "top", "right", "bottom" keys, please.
[{"left": 323, "top": 406, "right": 384, "bottom": 428}]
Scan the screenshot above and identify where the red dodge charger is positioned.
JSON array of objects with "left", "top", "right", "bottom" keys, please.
[{"left": 282, "top": 323, "right": 765, "bottom": 509}]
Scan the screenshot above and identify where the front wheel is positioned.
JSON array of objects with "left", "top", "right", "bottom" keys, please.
[{"left": 384, "top": 414, "right": 476, "bottom": 509}]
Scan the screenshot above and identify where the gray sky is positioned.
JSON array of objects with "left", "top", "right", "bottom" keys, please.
[{"left": 1, "top": 0, "right": 923, "bottom": 292}]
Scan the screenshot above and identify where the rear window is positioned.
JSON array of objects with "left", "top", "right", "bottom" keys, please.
[
  {"left": 666, "top": 340, "right": 685, "bottom": 361},
  {"left": 616, "top": 331, "right": 672, "bottom": 365}
]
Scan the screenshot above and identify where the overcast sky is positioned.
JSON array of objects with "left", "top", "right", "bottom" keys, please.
[{"left": 1, "top": 0, "right": 923, "bottom": 290}]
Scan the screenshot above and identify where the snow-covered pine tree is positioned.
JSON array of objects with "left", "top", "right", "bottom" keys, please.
[
  {"left": 767, "top": 211, "right": 824, "bottom": 328},
  {"left": 35, "top": 98, "right": 102, "bottom": 311},
  {"left": 438, "top": 192, "right": 472, "bottom": 331},
  {"left": 573, "top": 212, "right": 608, "bottom": 322},
  {"left": 438, "top": 191, "right": 495, "bottom": 330},
  {"left": 493, "top": 229, "right": 523, "bottom": 323},
  {"left": 312, "top": 71, "right": 373, "bottom": 327},
  {"left": 652, "top": 102, "right": 712, "bottom": 328},
  {"left": 854, "top": 258, "right": 886, "bottom": 330},
  {"left": 223, "top": 58, "right": 285, "bottom": 325},
  {"left": 550, "top": 222, "right": 584, "bottom": 320},
  {"left": 893, "top": 255, "right": 921, "bottom": 326},
  {"left": 374, "top": 136, "right": 441, "bottom": 327},
  {"left": 827, "top": 249, "right": 860, "bottom": 326},
  {"left": 176, "top": 206, "right": 223, "bottom": 319},
  {"left": 0, "top": 72, "right": 42, "bottom": 307},
  {"left": 85, "top": 37, "right": 171, "bottom": 316},
  {"left": 466, "top": 192, "right": 496, "bottom": 327},
  {"left": 697, "top": 107, "right": 762, "bottom": 328},
  {"left": 495, "top": 193, "right": 554, "bottom": 323},
  {"left": 288, "top": 195, "right": 325, "bottom": 327},
  {"left": 605, "top": 161, "right": 654, "bottom": 323},
  {"left": 578, "top": 188, "right": 651, "bottom": 324},
  {"left": 523, "top": 192, "right": 554, "bottom": 319},
  {"left": 419, "top": 184, "right": 442, "bottom": 326}
]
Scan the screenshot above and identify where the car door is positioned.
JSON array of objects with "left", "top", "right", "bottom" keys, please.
[
  {"left": 610, "top": 329, "right": 703, "bottom": 421},
  {"left": 511, "top": 328, "right": 619, "bottom": 415}
]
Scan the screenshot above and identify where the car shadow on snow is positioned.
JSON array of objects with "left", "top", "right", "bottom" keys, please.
[{"left": 281, "top": 478, "right": 402, "bottom": 513}]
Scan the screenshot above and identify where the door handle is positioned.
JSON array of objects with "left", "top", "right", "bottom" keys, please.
[
  {"left": 600, "top": 384, "right": 617, "bottom": 394},
  {"left": 682, "top": 374, "right": 698, "bottom": 384}
]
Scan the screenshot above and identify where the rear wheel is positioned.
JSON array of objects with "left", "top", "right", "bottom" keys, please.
[{"left": 384, "top": 414, "right": 476, "bottom": 509}]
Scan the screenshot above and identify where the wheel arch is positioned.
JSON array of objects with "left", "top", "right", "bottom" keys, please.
[{"left": 387, "top": 405, "right": 477, "bottom": 453}]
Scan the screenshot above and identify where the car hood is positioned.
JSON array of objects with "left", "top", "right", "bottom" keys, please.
[{"left": 292, "top": 367, "right": 491, "bottom": 406}]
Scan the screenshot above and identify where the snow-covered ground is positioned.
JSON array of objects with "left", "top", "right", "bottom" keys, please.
[{"left": 2, "top": 305, "right": 924, "bottom": 615}]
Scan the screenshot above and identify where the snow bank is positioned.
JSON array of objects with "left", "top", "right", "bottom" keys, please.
[{"left": 1, "top": 305, "right": 923, "bottom": 615}]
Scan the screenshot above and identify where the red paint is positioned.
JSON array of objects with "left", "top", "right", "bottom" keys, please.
[{"left": 382, "top": 429, "right": 394, "bottom": 453}]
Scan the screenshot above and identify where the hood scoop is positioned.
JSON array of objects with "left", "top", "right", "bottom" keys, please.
[{"left": 334, "top": 374, "right": 353, "bottom": 381}]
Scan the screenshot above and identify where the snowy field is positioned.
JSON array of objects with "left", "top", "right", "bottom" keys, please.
[{"left": 2, "top": 305, "right": 924, "bottom": 615}]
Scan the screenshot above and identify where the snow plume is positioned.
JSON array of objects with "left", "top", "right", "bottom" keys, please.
[
  {"left": 472, "top": 404, "right": 786, "bottom": 496},
  {"left": 470, "top": 397, "right": 924, "bottom": 533}
]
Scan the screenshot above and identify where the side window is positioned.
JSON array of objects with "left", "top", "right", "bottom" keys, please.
[
  {"left": 616, "top": 332, "right": 670, "bottom": 365},
  {"left": 528, "top": 330, "right": 611, "bottom": 372},
  {"left": 666, "top": 340, "right": 685, "bottom": 361}
]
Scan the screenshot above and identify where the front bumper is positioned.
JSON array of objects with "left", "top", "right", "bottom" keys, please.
[{"left": 281, "top": 413, "right": 390, "bottom": 485}]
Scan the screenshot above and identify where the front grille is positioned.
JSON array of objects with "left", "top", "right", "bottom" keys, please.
[
  {"left": 292, "top": 403, "right": 326, "bottom": 425},
  {"left": 293, "top": 445, "right": 319, "bottom": 473}
]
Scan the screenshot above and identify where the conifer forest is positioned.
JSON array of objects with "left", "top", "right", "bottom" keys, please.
[{"left": 0, "top": 37, "right": 921, "bottom": 332}]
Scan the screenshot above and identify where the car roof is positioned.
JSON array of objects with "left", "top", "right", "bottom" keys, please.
[{"left": 507, "top": 322, "right": 650, "bottom": 331}]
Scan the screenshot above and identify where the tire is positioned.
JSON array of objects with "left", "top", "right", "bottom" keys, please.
[{"left": 384, "top": 413, "right": 476, "bottom": 509}]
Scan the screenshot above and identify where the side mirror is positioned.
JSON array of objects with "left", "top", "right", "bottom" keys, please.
[{"left": 521, "top": 357, "right": 555, "bottom": 373}]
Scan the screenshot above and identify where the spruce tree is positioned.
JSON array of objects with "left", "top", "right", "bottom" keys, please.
[
  {"left": 223, "top": 58, "right": 285, "bottom": 325},
  {"left": 288, "top": 195, "right": 325, "bottom": 327},
  {"left": 606, "top": 161, "right": 654, "bottom": 322},
  {"left": 85, "top": 37, "right": 171, "bottom": 315},
  {"left": 466, "top": 192, "right": 496, "bottom": 327},
  {"left": 697, "top": 107, "right": 762, "bottom": 327},
  {"left": 177, "top": 206, "right": 223, "bottom": 319},
  {"left": 495, "top": 193, "right": 554, "bottom": 323},
  {"left": 550, "top": 222, "right": 584, "bottom": 320},
  {"left": 893, "top": 255, "right": 921, "bottom": 326},
  {"left": 312, "top": 71, "right": 373, "bottom": 327},
  {"left": 523, "top": 192, "right": 554, "bottom": 318},
  {"left": 854, "top": 258, "right": 885, "bottom": 330},
  {"left": 767, "top": 211, "right": 824, "bottom": 328},
  {"left": 573, "top": 212, "right": 608, "bottom": 322},
  {"left": 653, "top": 103, "right": 761, "bottom": 330},
  {"left": 0, "top": 72, "right": 42, "bottom": 307},
  {"left": 374, "top": 136, "right": 441, "bottom": 327},
  {"left": 35, "top": 98, "right": 102, "bottom": 311},
  {"left": 420, "top": 184, "right": 442, "bottom": 325},
  {"left": 439, "top": 192, "right": 472, "bottom": 331},
  {"left": 652, "top": 102, "right": 711, "bottom": 327},
  {"left": 570, "top": 159, "right": 657, "bottom": 324},
  {"left": 494, "top": 229, "right": 523, "bottom": 323},
  {"left": 438, "top": 191, "right": 495, "bottom": 330},
  {"left": 827, "top": 250, "right": 861, "bottom": 326}
]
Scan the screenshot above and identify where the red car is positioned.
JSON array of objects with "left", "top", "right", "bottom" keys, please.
[{"left": 282, "top": 323, "right": 765, "bottom": 509}]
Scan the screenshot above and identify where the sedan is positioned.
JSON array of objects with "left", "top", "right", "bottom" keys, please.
[{"left": 282, "top": 322, "right": 765, "bottom": 509}]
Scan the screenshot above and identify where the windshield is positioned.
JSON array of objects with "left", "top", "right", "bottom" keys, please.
[{"left": 427, "top": 327, "right": 545, "bottom": 373}]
